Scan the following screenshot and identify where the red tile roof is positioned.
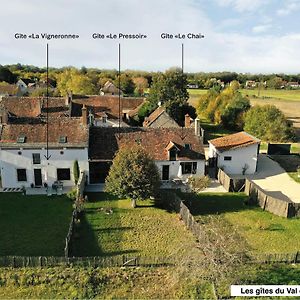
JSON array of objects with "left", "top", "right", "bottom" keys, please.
[
  {"left": 89, "top": 127, "right": 205, "bottom": 161},
  {"left": 209, "top": 131, "right": 260, "bottom": 152},
  {"left": 72, "top": 96, "right": 144, "bottom": 119},
  {"left": 0, "top": 117, "right": 88, "bottom": 147}
]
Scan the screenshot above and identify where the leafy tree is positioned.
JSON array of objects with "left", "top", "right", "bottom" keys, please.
[
  {"left": 114, "top": 74, "right": 135, "bottom": 95},
  {"left": 105, "top": 145, "right": 160, "bottom": 207},
  {"left": 244, "top": 105, "right": 294, "bottom": 142},
  {"left": 148, "top": 67, "right": 189, "bottom": 106},
  {"left": 267, "top": 76, "right": 284, "bottom": 89},
  {"left": 133, "top": 76, "right": 148, "bottom": 96},
  {"left": 165, "top": 100, "right": 196, "bottom": 126},
  {"left": 0, "top": 65, "right": 16, "bottom": 83},
  {"left": 73, "top": 160, "right": 80, "bottom": 184}
]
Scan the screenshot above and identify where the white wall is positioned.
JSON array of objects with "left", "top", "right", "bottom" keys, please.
[
  {"left": 155, "top": 159, "right": 205, "bottom": 180},
  {"left": 209, "top": 143, "right": 259, "bottom": 175},
  {"left": 0, "top": 147, "right": 89, "bottom": 188}
]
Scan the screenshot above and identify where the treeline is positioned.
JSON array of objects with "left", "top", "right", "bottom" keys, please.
[
  {"left": 197, "top": 85, "right": 295, "bottom": 142},
  {"left": 1, "top": 64, "right": 300, "bottom": 97}
]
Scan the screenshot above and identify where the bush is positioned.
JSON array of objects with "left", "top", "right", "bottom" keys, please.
[
  {"left": 67, "top": 188, "right": 77, "bottom": 201},
  {"left": 188, "top": 176, "right": 211, "bottom": 193}
]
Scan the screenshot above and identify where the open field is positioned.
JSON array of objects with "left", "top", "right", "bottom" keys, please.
[
  {"left": 183, "top": 193, "right": 300, "bottom": 254},
  {"left": 73, "top": 193, "right": 197, "bottom": 257},
  {"left": 0, "top": 193, "right": 72, "bottom": 256},
  {"left": 240, "top": 88, "right": 300, "bottom": 102},
  {"left": 0, "top": 266, "right": 215, "bottom": 299}
]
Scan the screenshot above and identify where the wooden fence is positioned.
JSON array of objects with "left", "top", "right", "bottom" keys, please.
[
  {"left": 0, "top": 255, "right": 174, "bottom": 268},
  {"left": 245, "top": 179, "right": 300, "bottom": 218}
]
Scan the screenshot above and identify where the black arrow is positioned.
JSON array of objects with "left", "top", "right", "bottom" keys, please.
[{"left": 44, "top": 43, "right": 51, "bottom": 160}]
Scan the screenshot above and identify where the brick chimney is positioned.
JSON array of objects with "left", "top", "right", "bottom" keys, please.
[
  {"left": 82, "top": 105, "right": 87, "bottom": 125},
  {"left": 65, "top": 91, "right": 73, "bottom": 106},
  {"left": 185, "top": 114, "right": 190, "bottom": 128},
  {"left": 0, "top": 108, "right": 8, "bottom": 124},
  {"left": 195, "top": 118, "right": 201, "bottom": 136}
]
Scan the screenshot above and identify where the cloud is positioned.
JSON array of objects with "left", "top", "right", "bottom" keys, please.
[
  {"left": 214, "top": 0, "right": 270, "bottom": 12},
  {"left": 252, "top": 24, "right": 272, "bottom": 33},
  {"left": 277, "top": 0, "right": 300, "bottom": 16}
]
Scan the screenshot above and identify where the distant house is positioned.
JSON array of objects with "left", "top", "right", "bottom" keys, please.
[
  {"left": 245, "top": 80, "right": 258, "bottom": 88},
  {"left": 286, "top": 82, "right": 300, "bottom": 89},
  {"left": 208, "top": 131, "right": 260, "bottom": 175},
  {"left": 88, "top": 123, "right": 205, "bottom": 183},
  {"left": 0, "top": 84, "right": 21, "bottom": 97},
  {"left": 16, "top": 79, "right": 35, "bottom": 94},
  {"left": 71, "top": 95, "right": 144, "bottom": 127},
  {"left": 100, "top": 81, "right": 123, "bottom": 96},
  {"left": 143, "top": 106, "right": 180, "bottom": 128},
  {"left": 187, "top": 83, "right": 199, "bottom": 89}
]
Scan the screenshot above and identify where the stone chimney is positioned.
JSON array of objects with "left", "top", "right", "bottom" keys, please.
[
  {"left": 185, "top": 114, "right": 190, "bottom": 128},
  {"left": 195, "top": 118, "right": 201, "bottom": 136},
  {"left": 82, "top": 105, "right": 87, "bottom": 125},
  {"left": 65, "top": 91, "right": 73, "bottom": 106}
]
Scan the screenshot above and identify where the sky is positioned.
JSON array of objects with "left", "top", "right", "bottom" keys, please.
[{"left": 1, "top": 0, "right": 300, "bottom": 73}]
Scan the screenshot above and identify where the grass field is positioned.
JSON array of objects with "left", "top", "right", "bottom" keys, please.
[
  {"left": 73, "top": 193, "right": 197, "bottom": 257},
  {"left": 183, "top": 193, "right": 300, "bottom": 254},
  {"left": 240, "top": 88, "right": 300, "bottom": 102},
  {"left": 0, "top": 193, "right": 73, "bottom": 256}
]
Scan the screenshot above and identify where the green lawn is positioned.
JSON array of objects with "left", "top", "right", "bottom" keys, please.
[
  {"left": 0, "top": 193, "right": 73, "bottom": 256},
  {"left": 73, "top": 193, "right": 197, "bottom": 258},
  {"left": 240, "top": 88, "right": 300, "bottom": 102},
  {"left": 182, "top": 193, "right": 300, "bottom": 254}
]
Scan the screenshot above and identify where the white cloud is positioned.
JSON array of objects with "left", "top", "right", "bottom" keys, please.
[
  {"left": 277, "top": 0, "right": 300, "bottom": 16},
  {"left": 214, "top": 0, "right": 270, "bottom": 12},
  {"left": 252, "top": 24, "right": 271, "bottom": 33}
]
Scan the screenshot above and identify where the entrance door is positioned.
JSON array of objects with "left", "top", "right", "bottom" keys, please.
[
  {"left": 162, "top": 165, "right": 170, "bottom": 181},
  {"left": 34, "top": 169, "right": 42, "bottom": 186}
]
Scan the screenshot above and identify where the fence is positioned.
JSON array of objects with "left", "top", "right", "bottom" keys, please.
[
  {"left": 245, "top": 179, "right": 300, "bottom": 218},
  {"left": 64, "top": 171, "right": 86, "bottom": 258},
  {"left": 0, "top": 255, "right": 174, "bottom": 268}
]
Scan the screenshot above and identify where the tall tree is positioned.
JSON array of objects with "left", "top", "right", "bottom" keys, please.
[{"left": 105, "top": 145, "right": 160, "bottom": 208}]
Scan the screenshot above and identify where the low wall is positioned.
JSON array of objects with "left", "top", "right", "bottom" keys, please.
[
  {"left": 245, "top": 179, "right": 300, "bottom": 218},
  {"left": 217, "top": 169, "right": 245, "bottom": 192}
]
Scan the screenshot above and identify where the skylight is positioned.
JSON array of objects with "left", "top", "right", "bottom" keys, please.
[{"left": 17, "top": 135, "right": 26, "bottom": 143}]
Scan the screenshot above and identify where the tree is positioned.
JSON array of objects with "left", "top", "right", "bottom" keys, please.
[
  {"left": 105, "top": 145, "right": 160, "bottom": 207},
  {"left": 73, "top": 160, "right": 80, "bottom": 184},
  {"left": 0, "top": 65, "right": 16, "bottom": 83},
  {"left": 244, "top": 105, "right": 294, "bottom": 142},
  {"left": 267, "top": 76, "right": 284, "bottom": 89},
  {"left": 133, "top": 76, "right": 148, "bottom": 96},
  {"left": 165, "top": 100, "right": 196, "bottom": 126},
  {"left": 114, "top": 74, "right": 135, "bottom": 95}
]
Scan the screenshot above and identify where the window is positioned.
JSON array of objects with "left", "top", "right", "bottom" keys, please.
[
  {"left": 102, "top": 116, "right": 107, "bottom": 123},
  {"left": 181, "top": 162, "right": 197, "bottom": 174},
  {"left": 57, "top": 168, "right": 71, "bottom": 181},
  {"left": 59, "top": 136, "right": 67, "bottom": 143},
  {"left": 184, "top": 143, "right": 191, "bottom": 150},
  {"left": 224, "top": 156, "right": 232, "bottom": 161},
  {"left": 32, "top": 153, "right": 41, "bottom": 164},
  {"left": 169, "top": 148, "right": 177, "bottom": 161},
  {"left": 17, "top": 135, "right": 26, "bottom": 143},
  {"left": 17, "top": 169, "right": 27, "bottom": 181}
]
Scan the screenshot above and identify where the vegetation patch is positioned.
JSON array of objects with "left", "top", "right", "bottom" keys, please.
[
  {"left": 72, "top": 192, "right": 197, "bottom": 258},
  {"left": 0, "top": 193, "right": 73, "bottom": 256},
  {"left": 181, "top": 192, "right": 300, "bottom": 254}
]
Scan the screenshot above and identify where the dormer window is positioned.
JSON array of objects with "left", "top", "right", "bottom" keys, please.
[
  {"left": 17, "top": 135, "right": 26, "bottom": 143},
  {"left": 102, "top": 116, "right": 107, "bottom": 123},
  {"left": 59, "top": 136, "right": 67, "bottom": 143},
  {"left": 184, "top": 143, "right": 191, "bottom": 150},
  {"left": 169, "top": 148, "right": 177, "bottom": 161}
]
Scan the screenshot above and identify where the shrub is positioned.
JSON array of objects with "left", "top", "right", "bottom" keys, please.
[{"left": 188, "top": 175, "right": 211, "bottom": 193}]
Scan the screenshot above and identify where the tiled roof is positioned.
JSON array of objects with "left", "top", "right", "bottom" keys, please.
[
  {"left": 89, "top": 127, "right": 205, "bottom": 161},
  {"left": 71, "top": 96, "right": 144, "bottom": 119},
  {"left": 209, "top": 131, "right": 260, "bottom": 152},
  {"left": 0, "top": 97, "right": 42, "bottom": 118},
  {"left": 0, "top": 117, "right": 88, "bottom": 147},
  {"left": 0, "top": 84, "right": 19, "bottom": 95},
  {"left": 143, "top": 106, "right": 165, "bottom": 127}
]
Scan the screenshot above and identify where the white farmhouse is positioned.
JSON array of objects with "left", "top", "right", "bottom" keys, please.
[
  {"left": 208, "top": 131, "right": 260, "bottom": 175},
  {"left": 0, "top": 118, "right": 89, "bottom": 189}
]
